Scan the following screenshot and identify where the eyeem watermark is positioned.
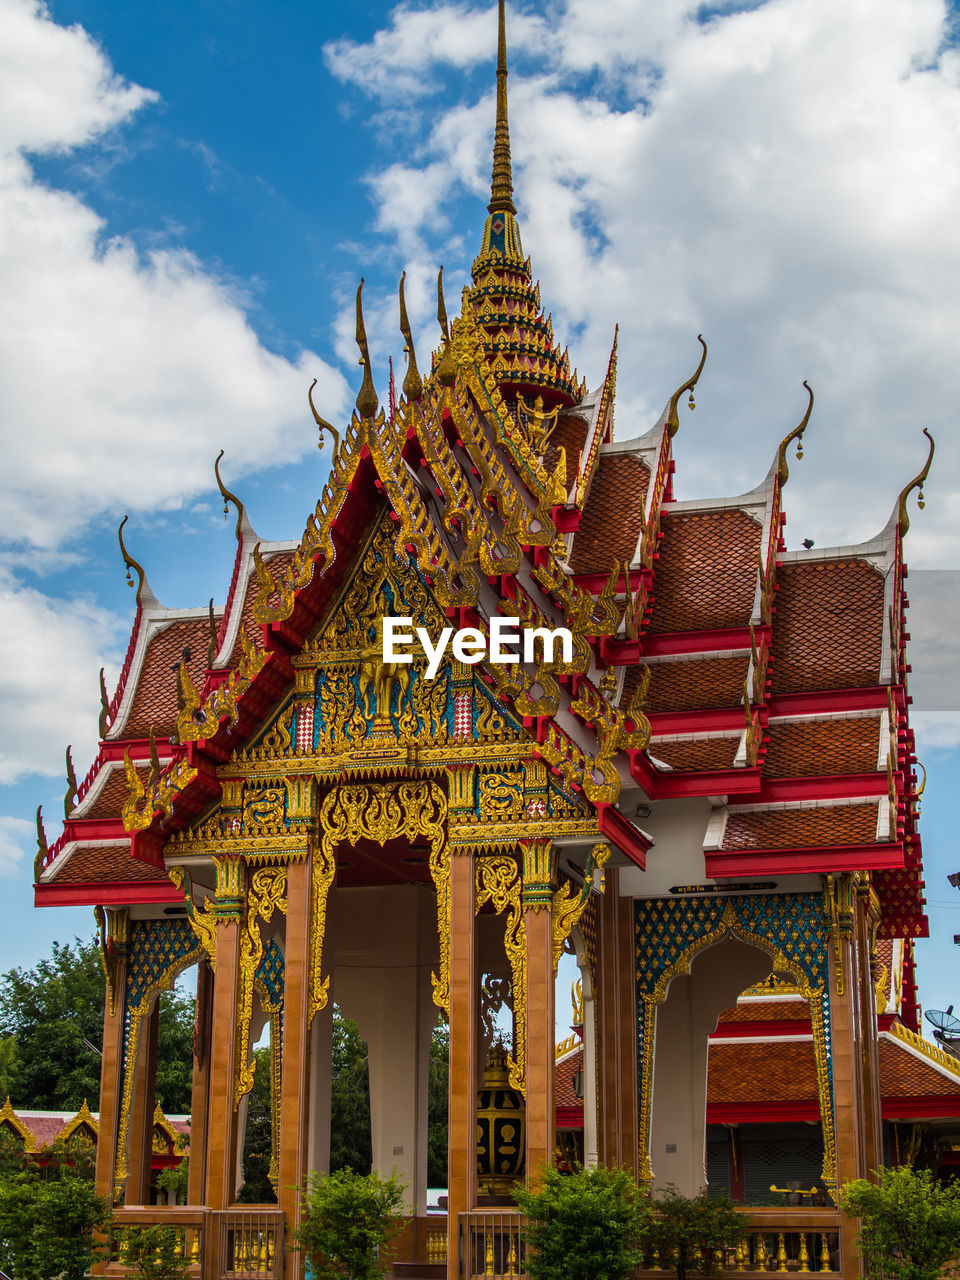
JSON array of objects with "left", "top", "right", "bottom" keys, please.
[{"left": 383, "top": 617, "right": 573, "bottom": 680}]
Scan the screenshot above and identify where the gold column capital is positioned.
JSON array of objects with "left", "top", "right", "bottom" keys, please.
[
  {"left": 520, "top": 838, "right": 555, "bottom": 909},
  {"left": 213, "top": 854, "right": 247, "bottom": 917}
]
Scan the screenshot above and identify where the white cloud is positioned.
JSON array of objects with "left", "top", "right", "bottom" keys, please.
[
  {"left": 0, "top": 566, "right": 124, "bottom": 784},
  {"left": 0, "top": 0, "right": 350, "bottom": 551},
  {"left": 324, "top": 0, "right": 960, "bottom": 567},
  {"left": 0, "top": 816, "right": 32, "bottom": 876}
]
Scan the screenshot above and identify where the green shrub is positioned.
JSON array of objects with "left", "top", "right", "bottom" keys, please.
[
  {"left": 0, "top": 1165, "right": 110, "bottom": 1280},
  {"left": 119, "top": 1224, "right": 191, "bottom": 1279},
  {"left": 294, "top": 1166, "right": 406, "bottom": 1280},
  {"left": 842, "top": 1165, "right": 960, "bottom": 1280},
  {"left": 644, "top": 1185, "right": 742, "bottom": 1280},
  {"left": 515, "top": 1164, "right": 650, "bottom": 1280}
]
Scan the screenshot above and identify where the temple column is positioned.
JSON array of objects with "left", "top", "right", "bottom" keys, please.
[
  {"left": 857, "top": 890, "right": 884, "bottom": 1177},
  {"left": 202, "top": 856, "right": 246, "bottom": 1216},
  {"left": 279, "top": 855, "right": 314, "bottom": 1280},
  {"left": 446, "top": 849, "right": 478, "bottom": 1280},
  {"left": 520, "top": 839, "right": 556, "bottom": 1187},
  {"left": 307, "top": 1000, "right": 333, "bottom": 1177},
  {"left": 125, "top": 1002, "right": 159, "bottom": 1204},
  {"left": 829, "top": 925, "right": 866, "bottom": 1276},
  {"left": 597, "top": 869, "right": 638, "bottom": 1178},
  {"left": 187, "top": 958, "right": 213, "bottom": 1206},
  {"left": 94, "top": 908, "right": 130, "bottom": 1211}
]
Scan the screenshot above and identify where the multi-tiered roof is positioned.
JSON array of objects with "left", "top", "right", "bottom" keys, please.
[{"left": 36, "top": 1, "right": 930, "bottom": 992}]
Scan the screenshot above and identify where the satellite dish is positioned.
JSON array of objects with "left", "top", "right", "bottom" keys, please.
[{"left": 924, "top": 1006, "right": 960, "bottom": 1047}]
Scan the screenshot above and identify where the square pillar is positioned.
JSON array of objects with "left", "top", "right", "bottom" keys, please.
[
  {"left": 446, "top": 850, "right": 477, "bottom": 1280},
  {"left": 125, "top": 1002, "right": 159, "bottom": 1205},
  {"left": 187, "top": 959, "right": 213, "bottom": 1206},
  {"left": 279, "top": 856, "right": 314, "bottom": 1280},
  {"left": 597, "top": 869, "right": 638, "bottom": 1179}
]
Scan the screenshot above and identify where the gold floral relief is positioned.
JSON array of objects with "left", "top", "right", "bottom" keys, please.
[
  {"left": 476, "top": 855, "right": 526, "bottom": 1093},
  {"left": 235, "top": 866, "right": 288, "bottom": 1108}
]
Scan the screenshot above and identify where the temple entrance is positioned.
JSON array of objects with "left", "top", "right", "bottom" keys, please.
[{"left": 650, "top": 936, "right": 773, "bottom": 1195}]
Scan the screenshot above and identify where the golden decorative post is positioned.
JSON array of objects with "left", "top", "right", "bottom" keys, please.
[{"left": 520, "top": 838, "right": 556, "bottom": 1186}]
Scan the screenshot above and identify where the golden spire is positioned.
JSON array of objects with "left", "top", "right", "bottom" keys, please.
[{"left": 488, "top": 0, "right": 516, "bottom": 216}]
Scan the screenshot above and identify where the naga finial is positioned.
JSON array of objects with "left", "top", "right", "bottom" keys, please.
[
  {"left": 488, "top": 0, "right": 516, "bottom": 216},
  {"left": 777, "top": 380, "right": 814, "bottom": 486},
  {"left": 665, "top": 335, "right": 707, "bottom": 438},
  {"left": 98, "top": 667, "right": 110, "bottom": 738},
  {"left": 436, "top": 267, "right": 456, "bottom": 388},
  {"left": 897, "top": 427, "right": 935, "bottom": 537},
  {"left": 64, "top": 745, "right": 78, "bottom": 819},
  {"left": 206, "top": 597, "right": 218, "bottom": 669},
  {"left": 308, "top": 379, "right": 340, "bottom": 453},
  {"left": 355, "top": 278, "right": 379, "bottom": 421},
  {"left": 148, "top": 724, "right": 161, "bottom": 784},
  {"left": 214, "top": 450, "right": 246, "bottom": 540},
  {"left": 117, "top": 515, "right": 146, "bottom": 603},
  {"left": 399, "top": 271, "right": 423, "bottom": 402}
]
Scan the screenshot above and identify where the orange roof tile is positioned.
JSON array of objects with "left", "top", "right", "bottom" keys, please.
[
  {"left": 73, "top": 763, "right": 146, "bottom": 821},
  {"left": 763, "top": 717, "right": 880, "bottom": 778},
  {"left": 555, "top": 1049, "right": 583, "bottom": 1108},
  {"left": 718, "top": 1000, "right": 812, "bottom": 1025},
  {"left": 651, "top": 737, "right": 741, "bottom": 772},
  {"left": 124, "top": 618, "right": 210, "bottom": 740},
  {"left": 569, "top": 454, "right": 649, "bottom": 574},
  {"left": 879, "top": 1037, "right": 960, "bottom": 1098},
  {"left": 708, "top": 1042, "right": 819, "bottom": 1105},
  {"left": 225, "top": 550, "right": 295, "bottom": 667},
  {"left": 650, "top": 509, "right": 762, "bottom": 633},
  {"left": 625, "top": 654, "right": 750, "bottom": 714},
  {"left": 545, "top": 412, "right": 589, "bottom": 478},
  {"left": 721, "top": 803, "right": 879, "bottom": 850},
  {"left": 51, "top": 844, "right": 162, "bottom": 884},
  {"left": 771, "top": 560, "right": 885, "bottom": 694}
]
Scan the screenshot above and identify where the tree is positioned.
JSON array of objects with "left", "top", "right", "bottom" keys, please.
[
  {"left": 0, "top": 1142, "right": 111, "bottom": 1280},
  {"left": 0, "top": 935, "right": 195, "bottom": 1112},
  {"left": 237, "top": 1044, "right": 275, "bottom": 1204},
  {"left": 294, "top": 1167, "right": 405, "bottom": 1280},
  {"left": 427, "top": 1020, "right": 448, "bottom": 1186},
  {"left": 330, "top": 1008, "right": 372, "bottom": 1174},
  {"left": 842, "top": 1165, "right": 960, "bottom": 1280},
  {"left": 515, "top": 1164, "right": 650, "bottom": 1280},
  {"left": 644, "top": 1185, "right": 742, "bottom": 1280}
]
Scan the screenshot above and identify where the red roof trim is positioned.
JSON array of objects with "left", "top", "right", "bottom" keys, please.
[
  {"left": 34, "top": 882, "right": 182, "bottom": 908},
  {"left": 707, "top": 1102, "right": 820, "bottom": 1123},
  {"left": 707, "top": 843, "right": 904, "bottom": 878},
  {"left": 597, "top": 804, "right": 649, "bottom": 869}
]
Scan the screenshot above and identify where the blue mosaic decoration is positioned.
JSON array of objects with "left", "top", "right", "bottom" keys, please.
[
  {"left": 256, "top": 937, "right": 285, "bottom": 1010},
  {"left": 633, "top": 893, "right": 836, "bottom": 1193}
]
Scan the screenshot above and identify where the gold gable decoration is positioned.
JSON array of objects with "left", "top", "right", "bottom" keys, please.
[{"left": 0, "top": 1097, "right": 36, "bottom": 1152}]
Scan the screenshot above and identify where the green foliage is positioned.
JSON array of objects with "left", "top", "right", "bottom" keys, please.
[
  {"left": 237, "top": 1044, "right": 275, "bottom": 1203},
  {"left": 0, "top": 1156, "right": 111, "bottom": 1280},
  {"left": 330, "top": 1007, "right": 372, "bottom": 1174},
  {"left": 427, "top": 1020, "right": 448, "bottom": 1186},
  {"left": 0, "top": 1035, "right": 16, "bottom": 1100},
  {"left": 0, "top": 936, "right": 195, "bottom": 1112},
  {"left": 119, "top": 1224, "right": 191, "bottom": 1279},
  {"left": 156, "top": 1157, "right": 189, "bottom": 1204},
  {"left": 645, "top": 1185, "right": 742, "bottom": 1280},
  {"left": 842, "top": 1165, "right": 960, "bottom": 1280},
  {"left": 515, "top": 1164, "right": 650, "bottom": 1280},
  {"left": 294, "top": 1166, "right": 406, "bottom": 1280}
]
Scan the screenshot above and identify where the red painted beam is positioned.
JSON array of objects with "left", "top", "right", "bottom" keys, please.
[
  {"left": 34, "top": 881, "right": 182, "bottom": 908},
  {"left": 710, "top": 1020, "right": 812, "bottom": 1039},
  {"left": 641, "top": 627, "right": 762, "bottom": 658},
  {"left": 597, "top": 804, "right": 649, "bottom": 869},
  {"left": 769, "top": 688, "right": 892, "bottom": 717},
  {"left": 882, "top": 1096, "right": 960, "bottom": 1119},
  {"left": 735, "top": 774, "right": 889, "bottom": 805},
  {"left": 707, "top": 1102, "right": 821, "bottom": 1124},
  {"left": 648, "top": 709, "right": 745, "bottom": 735},
  {"left": 706, "top": 842, "right": 905, "bottom": 878}
]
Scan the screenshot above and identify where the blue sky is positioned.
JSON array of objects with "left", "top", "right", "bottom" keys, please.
[{"left": 0, "top": 0, "right": 959, "bottom": 1029}]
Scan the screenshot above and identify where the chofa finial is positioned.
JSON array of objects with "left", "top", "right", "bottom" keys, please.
[
  {"left": 777, "top": 381, "right": 814, "bottom": 486},
  {"left": 897, "top": 427, "right": 935, "bottom": 537},
  {"left": 436, "top": 267, "right": 456, "bottom": 388},
  {"left": 665, "top": 335, "right": 708, "bottom": 438},
  {"left": 214, "top": 450, "right": 246, "bottom": 540},
  {"left": 117, "top": 516, "right": 146, "bottom": 603}
]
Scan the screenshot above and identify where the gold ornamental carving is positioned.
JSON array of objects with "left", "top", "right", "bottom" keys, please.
[
  {"left": 476, "top": 855, "right": 526, "bottom": 1093},
  {"left": 550, "top": 843, "right": 610, "bottom": 977},
  {"left": 317, "top": 780, "right": 449, "bottom": 1014},
  {"left": 235, "top": 866, "right": 288, "bottom": 1108},
  {"left": 94, "top": 906, "right": 129, "bottom": 1018}
]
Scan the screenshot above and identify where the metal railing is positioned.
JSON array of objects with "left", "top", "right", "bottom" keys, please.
[
  {"left": 211, "top": 1209, "right": 284, "bottom": 1279},
  {"left": 103, "top": 1206, "right": 283, "bottom": 1279},
  {"left": 459, "top": 1207, "right": 843, "bottom": 1278}
]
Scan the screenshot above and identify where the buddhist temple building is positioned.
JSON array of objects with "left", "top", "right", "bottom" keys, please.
[{"left": 32, "top": 2, "right": 939, "bottom": 1276}]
